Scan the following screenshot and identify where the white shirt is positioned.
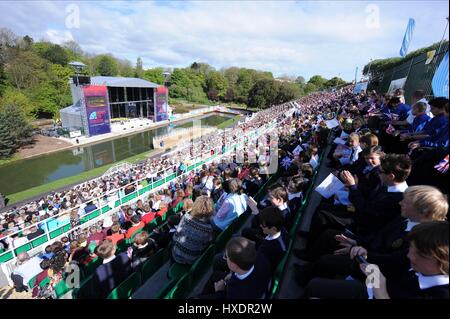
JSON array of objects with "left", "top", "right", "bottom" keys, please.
[
  {"left": 103, "top": 255, "right": 117, "bottom": 264},
  {"left": 416, "top": 273, "right": 449, "bottom": 290},
  {"left": 406, "top": 219, "right": 420, "bottom": 232},
  {"left": 277, "top": 202, "right": 289, "bottom": 212},
  {"left": 387, "top": 182, "right": 408, "bottom": 193},
  {"left": 288, "top": 192, "right": 302, "bottom": 201},
  {"left": 14, "top": 257, "right": 42, "bottom": 286},
  {"left": 406, "top": 98, "right": 433, "bottom": 124},
  {"left": 265, "top": 232, "right": 281, "bottom": 241},
  {"left": 235, "top": 266, "right": 255, "bottom": 280}
]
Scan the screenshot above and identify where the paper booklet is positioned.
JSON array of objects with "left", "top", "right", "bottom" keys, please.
[{"left": 315, "top": 173, "right": 345, "bottom": 199}]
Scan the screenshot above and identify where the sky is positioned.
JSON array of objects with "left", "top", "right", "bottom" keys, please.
[{"left": 0, "top": 1, "right": 448, "bottom": 82}]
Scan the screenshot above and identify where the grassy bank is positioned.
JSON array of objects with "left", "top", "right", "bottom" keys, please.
[
  {"left": 6, "top": 150, "right": 159, "bottom": 205},
  {"left": 217, "top": 115, "right": 241, "bottom": 129},
  {"left": 0, "top": 154, "right": 21, "bottom": 167}
]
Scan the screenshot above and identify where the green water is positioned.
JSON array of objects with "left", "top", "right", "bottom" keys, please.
[{"left": 0, "top": 113, "right": 232, "bottom": 196}]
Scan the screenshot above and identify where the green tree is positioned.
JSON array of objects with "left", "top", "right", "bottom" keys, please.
[
  {"left": 117, "top": 58, "right": 134, "bottom": 77},
  {"left": 324, "top": 76, "right": 347, "bottom": 89},
  {"left": 295, "top": 76, "right": 306, "bottom": 85},
  {"left": 276, "top": 82, "right": 300, "bottom": 104},
  {"left": 248, "top": 79, "right": 279, "bottom": 109},
  {"left": 63, "top": 40, "right": 83, "bottom": 58},
  {"left": 308, "top": 75, "right": 327, "bottom": 90},
  {"left": 205, "top": 70, "right": 227, "bottom": 99},
  {"left": 5, "top": 50, "right": 45, "bottom": 90},
  {"left": 33, "top": 42, "right": 68, "bottom": 66},
  {"left": 95, "top": 54, "right": 118, "bottom": 76},
  {"left": 142, "top": 67, "right": 165, "bottom": 85},
  {"left": 0, "top": 104, "right": 33, "bottom": 158},
  {"left": 303, "top": 82, "right": 318, "bottom": 95},
  {"left": 135, "top": 57, "right": 143, "bottom": 78},
  {"left": 0, "top": 120, "right": 15, "bottom": 158},
  {"left": 235, "top": 68, "right": 255, "bottom": 103},
  {"left": 0, "top": 87, "right": 35, "bottom": 118}
]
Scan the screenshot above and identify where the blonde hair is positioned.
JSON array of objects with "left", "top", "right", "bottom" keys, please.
[
  {"left": 404, "top": 186, "right": 448, "bottom": 221},
  {"left": 191, "top": 196, "right": 214, "bottom": 219},
  {"left": 348, "top": 132, "right": 360, "bottom": 142},
  {"left": 183, "top": 198, "right": 194, "bottom": 212}
]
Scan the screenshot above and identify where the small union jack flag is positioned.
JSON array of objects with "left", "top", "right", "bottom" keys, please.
[
  {"left": 434, "top": 155, "right": 449, "bottom": 173},
  {"left": 281, "top": 156, "right": 293, "bottom": 170}
]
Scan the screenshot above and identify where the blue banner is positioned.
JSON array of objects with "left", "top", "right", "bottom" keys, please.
[
  {"left": 399, "top": 18, "right": 415, "bottom": 57},
  {"left": 432, "top": 52, "right": 449, "bottom": 98}
]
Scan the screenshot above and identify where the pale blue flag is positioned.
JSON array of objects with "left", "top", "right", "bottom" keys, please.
[
  {"left": 399, "top": 18, "right": 415, "bottom": 57},
  {"left": 432, "top": 52, "right": 449, "bottom": 98}
]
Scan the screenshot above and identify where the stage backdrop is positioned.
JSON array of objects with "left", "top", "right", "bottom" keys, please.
[
  {"left": 83, "top": 85, "right": 112, "bottom": 136},
  {"left": 154, "top": 86, "right": 169, "bottom": 122}
]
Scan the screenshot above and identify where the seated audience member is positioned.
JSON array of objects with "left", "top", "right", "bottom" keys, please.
[
  {"left": 11, "top": 252, "right": 43, "bottom": 292},
  {"left": 172, "top": 196, "right": 214, "bottom": 265},
  {"left": 181, "top": 198, "right": 194, "bottom": 215},
  {"left": 295, "top": 185, "right": 448, "bottom": 286},
  {"left": 32, "top": 259, "right": 50, "bottom": 298},
  {"left": 287, "top": 176, "right": 305, "bottom": 213},
  {"left": 212, "top": 179, "right": 248, "bottom": 233},
  {"left": 105, "top": 223, "right": 125, "bottom": 245},
  {"left": 90, "top": 239, "right": 132, "bottom": 299},
  {"left": 86, "top": 226, "right": 106, "bottom": 245},
  {"left": 27, "top": 226, "right": 45, "bottom": 241},
  {"left": 201, "top": 237, "right": 272, "bottom": 299},
  {"left": 150, "top": 214, "right": 180, "bottom": 249},
  {"left": 341, "top": 153, "right": 412, "bottom": 236},
  {"left": 130, "top": 231, "right": 157, "bottom": 271},
  {"left": 256, "top": 207, "right": 288, "bottom": 273},
  {"left": 390, "top": 96, "right": 411, "bottom": 122},
  {"left": 141, "top": 208, "right": 156, "bottom": 225},
  {"left": 407, "top": 97, "right": 448, "bottom": 148},
  {"left": 125, "top": 215, "right": 145, "bottom": 240},
  {"left": 347, "top": 133, "right": 379, "bottom": 174},
  {"left": 305, "top": 221, "right": 449, "bottom": 299},
  {"left": 334, "top": 133, "right": 362, "bottom": 167},
  {"left": 268, "top": 186, "right": 292, "bottom": 229}
]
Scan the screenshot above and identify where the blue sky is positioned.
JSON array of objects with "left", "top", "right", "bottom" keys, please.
[{"left": 0, "top": 1, "right": 448, "bottom": 81}]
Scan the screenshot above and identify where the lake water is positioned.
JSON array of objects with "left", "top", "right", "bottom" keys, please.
[{"left": 0, "top": 113, "right": 233, "bottom": 196}]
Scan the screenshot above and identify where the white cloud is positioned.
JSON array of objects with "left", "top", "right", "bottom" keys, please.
[
  {"left": 44, "top": 29, "right": 74, "bottom": 45},
  {"left": 0, "top": 1, "right": 448, "bottom": 81}
]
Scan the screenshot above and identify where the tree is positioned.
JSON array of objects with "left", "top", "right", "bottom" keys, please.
[
  {"left": 247, "top": 79, "right": 279, "bottom": 109},
  {"left": 135, "top": 57, "right": 143, "bottom": 78},
  {"left": 63, "top": 40, "right": 83, "bottom": 58},
  {"left": 0, "top": 27, "right": 18, "bottom": 47},
  {"left": 308, "top": 75, "right": 327, "bottom": 90},
  {"left": 0, "top": 120, "right": 15, "bottom": 158},
  {"left": 5, "top": 50, "right": 45, "bottom": 90},
  {"left": 95, "top": 54, "right": 118, "bottom": 76},
  {"left": 117, "top": 58, "right": 134, "bottom": 77},
  {"left": 295, "top": 76, "right": 306, "bottom": 85},
  {"left": 235, "top": 68, "right": 255, "bottom": 103},
  {"left": 205, "top": 70, "right": 227, "bottom": 99},
  {"left": 33, "top": 42, "right": 69, "bottom": 66},
  {"left": 0, "top": 87, "right": 35, "bottom": 118},
  {"left": 223, "top": 87, "right": 235, "bottom": 102},
  {"left": 142, "top": 67, "right": 165, "bottom": 85},
  {"left": 0, "top": 104, "right": 33, "bottom": 158},
  {"left": 276, "top": 82, "right": 300, "bottom": 104},
  {"left": 303, "top": 82, "right": 318, "bottom": 95},
  {"left": 324, "top": 76, "right": 347, "bottom": 89}
]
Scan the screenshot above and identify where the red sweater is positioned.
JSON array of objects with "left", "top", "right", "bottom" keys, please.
[{"left": 125, "top": 222, "right": 145, "bottom": 239}]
